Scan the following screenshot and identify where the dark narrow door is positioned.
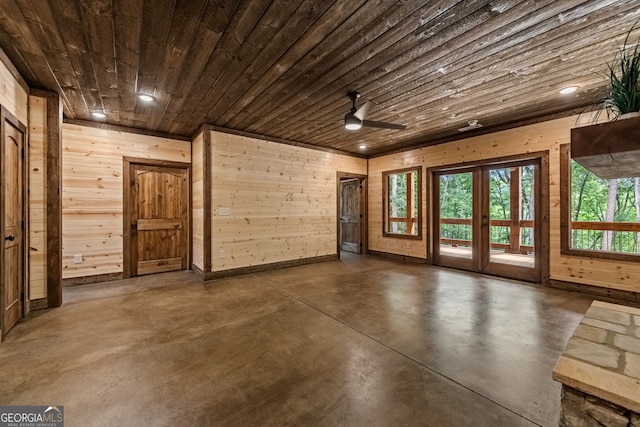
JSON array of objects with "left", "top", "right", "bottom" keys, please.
[
  {"left": 130, "top": 165, "right": 188, "bottom": 276},
  {"left": 340, "top": 179, "right": 361, "bottom": 253},
  {"left": 3, "top": 119, "right": 24, "bottom": 336}
]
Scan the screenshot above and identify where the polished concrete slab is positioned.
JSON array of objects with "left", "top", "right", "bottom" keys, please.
[{"left": 0, "top": 254, "right": 598, "bottom": 426}]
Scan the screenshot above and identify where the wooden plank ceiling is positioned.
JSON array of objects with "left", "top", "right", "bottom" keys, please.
[{"left": 0, "top": 0, "right": 638, "bottom": 156}]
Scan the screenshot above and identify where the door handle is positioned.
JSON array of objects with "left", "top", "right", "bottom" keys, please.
[
  {"left": 481, "top": 215, "right": 489, "bottom": 227},
  {"left": 5, "top": 234, "right": 15, "bottom": 241}
]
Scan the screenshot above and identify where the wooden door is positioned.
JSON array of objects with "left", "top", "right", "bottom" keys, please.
[
  {"left": 2, "top": 116, "right": 25, "bottom": 337},
  {"left": 340, "top": 179, "right": 361, "bottom": 253},
  {"left": 432, "top": 157, "right": 544, "bottom": 283},
  {"left": 130, "top": 164, "right": 188, "bottom": 276}
]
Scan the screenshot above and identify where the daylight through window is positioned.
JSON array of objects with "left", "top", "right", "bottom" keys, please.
[{"left": 383, "top": 168, "right": 421, "bottom": 238}]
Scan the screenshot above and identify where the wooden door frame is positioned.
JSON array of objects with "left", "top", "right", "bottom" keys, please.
[
  {"left": 123, "top": 157, "right": 192, "bottom": 279},
  {"left": 336, "top": 172, "right": 368, "bottom": 257},
  {"left": 0, "top": 106, "right": 28, "bottom": 340},
  {"left": 427, "top": 151, "right": 550, "bottom": 284}
]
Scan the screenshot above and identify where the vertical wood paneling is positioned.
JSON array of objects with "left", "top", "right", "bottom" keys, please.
[
  {"left": 62, "top": 123, "right": 190, "bottom": 278},
  {"left": 369, "top": 112, "right": 640, "bottom": 293},
  {"left": 28, "top": 95, "right": 46, "bottom": 298},
  {"left": 209, "top": 131, "right": 366, "bottom": 271},
  {"left": 191, "top": 132, "right": 204, "bottom": 270},
  {"left": 0, "top": 57, "right": 28, "bottom": 124}
]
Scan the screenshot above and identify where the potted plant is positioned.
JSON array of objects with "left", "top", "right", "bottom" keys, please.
[{"left": 603, "top": 21, "right": 640, "bottom": 120}]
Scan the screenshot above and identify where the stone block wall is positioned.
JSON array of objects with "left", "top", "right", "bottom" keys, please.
[{"left": 560, "top": 386, "right": 640, "bottom": 427}]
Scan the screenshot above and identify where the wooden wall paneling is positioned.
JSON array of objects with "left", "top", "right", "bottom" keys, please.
[
  {"left": 27, "top": 94, "right": 47, "bottom": 300},
  {"left": 369, "top": 112, "right": 640, "bottom": 294},
  {"left": 0, "top": 47, "right": 28, "bottom": 125},
  {"left": 62, "top": 123, "right": 190, "bottom": 280},
  {"left": 191, "top": 131, "right": 204, "bottom": 271},
  {"left": 209, "top": 131, "right": 366, "bottom": 272}
]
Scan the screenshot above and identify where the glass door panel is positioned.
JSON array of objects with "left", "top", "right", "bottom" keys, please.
[
  {"left": 432, "top": 159, "right": 541, "bottom": 282},
  {"left": 436, "top": 171, "right": 475, "bottom": 269}
]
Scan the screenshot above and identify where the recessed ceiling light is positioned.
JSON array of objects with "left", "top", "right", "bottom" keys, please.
[
  {"left": 560, "top": 86, "right": 578, "bottom": 94},
  {"left": 91, "top": 111, "right": 106, "bottom": 119},
  {"left": 359, "top": 144, "right": 367, "bottom": 150},
  {"left": 138, "top": 94, "right": 154, "bottom": 102}
]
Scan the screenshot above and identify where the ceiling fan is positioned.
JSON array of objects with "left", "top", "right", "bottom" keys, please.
[{"left": 344, "top": 92, "right": 407, "bottom": 131}]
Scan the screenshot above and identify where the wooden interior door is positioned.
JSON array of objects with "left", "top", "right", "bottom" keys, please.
[
  {"left": 340, "top": 179, "right": 361, "bottom": 253},
  {"left": 2, "top": 115, "right": 25, "bottom": 337},
  {"left": 130, "top": 164, "right": 188, "bottom": 276}
]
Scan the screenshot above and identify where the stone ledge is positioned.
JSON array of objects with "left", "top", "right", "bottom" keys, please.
[
  {"left": 553, "top": 356, "right": 640, "bottom": 413},
  {"left": 553, "top": 300, "right": 640, "bottom": 417}
]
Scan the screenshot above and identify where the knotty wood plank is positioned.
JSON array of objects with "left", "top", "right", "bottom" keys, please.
[
  {"left": 157, "top": 0, "right": 239, "bottom": 134},
  {"left": 145, "top": 0, "right": 208, "bottom": 130},
  {"left": 113, "top": 0, "right": 144, "bottom": 128},
  {"left": 166, "top": 0, "right": 273, "bottom": 134}
]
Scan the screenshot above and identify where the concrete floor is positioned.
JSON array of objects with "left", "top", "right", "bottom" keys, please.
[{"left": 0, "top": 254, "right": 598, "bottom": 426}]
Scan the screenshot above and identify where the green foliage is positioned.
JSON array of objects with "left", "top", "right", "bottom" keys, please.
[
  {"left": 571, "top": 161, "right": 640, "bottom": 253},
  {"left": 440, "top": 172, "right": 472, "bottom": 218},
  {"left": 604, "top": 21, "right": 640, "bottom": 118}
]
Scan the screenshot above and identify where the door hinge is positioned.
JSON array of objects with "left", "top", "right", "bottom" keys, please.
[
  {"left": 21, "top": 148, "right": 25, "bottom": 159},
  {"left": 21, "top": 220, "right": 25, "bottom": 230}
]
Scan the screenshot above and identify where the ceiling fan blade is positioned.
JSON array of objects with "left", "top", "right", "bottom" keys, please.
[
  {"left": 362, "top": 120, "right": 406, "bottom": 130},
  {"left": 354, "top": 101, "right": 373, "bottom": 120}
]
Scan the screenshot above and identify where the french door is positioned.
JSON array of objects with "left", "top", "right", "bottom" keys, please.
[{"left": 432, "top": 156, "right": 546, "bottom": 283}]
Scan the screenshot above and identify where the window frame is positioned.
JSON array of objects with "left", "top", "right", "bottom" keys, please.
[
  {"left": 382, "top": 167, "right": 422, "bottom": 240},
  {"left": 560, "top": 143, "right": 640, "bottom": 262}
]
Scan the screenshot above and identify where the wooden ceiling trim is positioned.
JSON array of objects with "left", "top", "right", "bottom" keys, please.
[
  {"left": 158, "top": 0, "right": 239, "bottom": 134},
  {"left": 113, "top": 0, "right": 144, "bottom": 128},
  {"left": 239, "top": 0, "right": 472, "bottom": 134},
  {"left": 166, "top": 0, "right": 273, "bottom": 134},
  {"left": 146, "top": 0, "right": 208, "bottom": 130},
  {"left": 179, "top": 0, "right": 308, "bottom": 133},
  {"left": 279, "top": 2, "right": 633, "bottom": 146}
]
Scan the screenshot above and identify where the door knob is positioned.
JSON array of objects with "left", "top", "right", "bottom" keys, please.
[
  {"left": 481, "top": 215, "right": 489, "bottom": 227},
  {"left": 5, "top": 234, "right": 15, "bottom": 241}
]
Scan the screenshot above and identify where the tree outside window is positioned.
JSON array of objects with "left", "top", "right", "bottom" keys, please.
[
  {"left": 383, "top": 168, "right": 421, "bottom": 238},
  {"left": 561, "top": 144, "right": 640, "bottom": 261}
]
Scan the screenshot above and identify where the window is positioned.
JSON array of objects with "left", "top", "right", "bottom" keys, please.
[
  {"left": 560, "top": 144, "right": 640, "bottom": 261},
  {"left": 383, "top": 168, "right": 421, "bottom": 238}
]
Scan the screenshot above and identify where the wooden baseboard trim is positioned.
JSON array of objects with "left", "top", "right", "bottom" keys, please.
[
  {"left": 62, "top": 273, "right": 123, "bottom": 287},
  {"left": 204, "top": 255, "right": 338, "bottom": 281},
  {"left": 191, "top": 264, "right": 206, "bottom": 280},
  {"left": 368, "top": 250, "right": 427, "bottom": 264},
  {"left": 29, "top": 298, "right": 48, "bottom": 311},
  {"left": 549, "top": 279, "right": 640, "bottom": 307}
]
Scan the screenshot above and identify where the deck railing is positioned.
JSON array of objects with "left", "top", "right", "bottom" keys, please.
[
  {"left": 440, "top": 218, "right": 640, "bottom": 254},
  {"left": 571, "top": 221, "right": 640, "bottom": 253},
  {"left": 439, "top": 218, "right": 534, "bottom": 254}
]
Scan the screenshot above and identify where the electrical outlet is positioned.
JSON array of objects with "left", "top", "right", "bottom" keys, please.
[
  {"left": 73, "top": 254, "right": 83, "bottom": 264},
  {"left": 219, "top": 250, "right": 225, "bottom": 259},
  {"left": 219, "top": 207, "right": 231, "bottom": 216}
]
